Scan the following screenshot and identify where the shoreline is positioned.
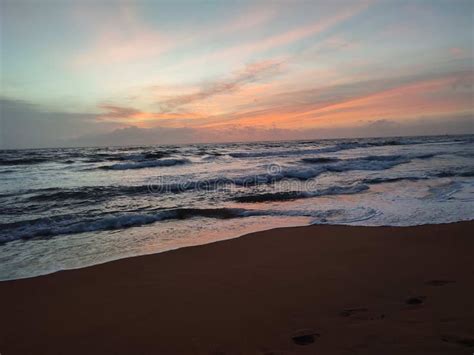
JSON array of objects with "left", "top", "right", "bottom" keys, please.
[
  {"left": 0, "top": 217, "right": 312, "bottom": 281},
  {"left": 3, "top": 219, "right": 473, "bottom": 282},
  {"left": 1, "top": 221, "right": 473, "bottom": 354}
]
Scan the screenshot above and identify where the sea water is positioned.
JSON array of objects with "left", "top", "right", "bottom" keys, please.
[{"left": 1, "top": 135, "right": 473, "bottom": 279}]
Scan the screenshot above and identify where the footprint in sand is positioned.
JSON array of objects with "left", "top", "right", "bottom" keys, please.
[
  {"left": 405, "top": 296, "right": 426, "bottom": 305},
  {"left": 291, "top": 329, "right": 320, "bottom": 345},
  {"left": 441, "top": 334, "right": 474, "bottom": 348}
]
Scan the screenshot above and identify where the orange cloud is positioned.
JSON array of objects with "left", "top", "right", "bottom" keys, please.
[
  {"left": 198, "top": 70, "right": 474, "bottom": 129},
  {"left": 294, "top": 72, "right": 474, "bottom": 126},
  {"left": 97, "top": 104, "right": 203, "bottom": 128},
  {"left": 158, "top": 60, "right": 283, "bottom": 111},
  {"left": 95, "top": 66, "right": 473, "bottom": 134}
]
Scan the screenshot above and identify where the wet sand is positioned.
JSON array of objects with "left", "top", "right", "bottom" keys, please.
[{"left": 0, "top": 222, "right": 473, "bottom": 354}]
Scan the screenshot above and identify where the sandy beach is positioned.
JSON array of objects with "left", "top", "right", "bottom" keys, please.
[{"left": 0, "top": 222, "right": 473, "bottom": 354}]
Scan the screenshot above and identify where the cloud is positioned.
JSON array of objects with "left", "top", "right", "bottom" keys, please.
[
  {"left": 92, "top": 67, "right": 473, "bottom": 132},
  {"left": 70, "top": 126, "right": 196, "bottom": 147},
  {"left": 2, "top": 64, "right": 472, "bottom": 149},
  {"left": 158, "top": 60, "right": 284, "bottom": 111},
  {"left": 64, "top": 113, "right": 473, "bottom": 148},
  {"left": 70, "top": 2, "right": 278, "bottom": 69},
  {"left": 195, "top": 68, "right": 474, "bottom": 128},
  {"left": 163, "top": 1, "right": 370, "bottom": 74},
  {"left": 98, "top": 104, "right": 142, "bottom": 120},
  {"left": 96, "top": 103, "right": 203, "bottom": 126},
  {"left": 70, "top": 2, "right": 173, "bottom": 68},
  {"left": 0, "top": 98, "right": 118, "bottom": 149},
  {"left": 2, "top": 94, "right": 472, "bottom": 149},
  {"left": 358, "top": 114, "right": 474, "bottom": 137}
]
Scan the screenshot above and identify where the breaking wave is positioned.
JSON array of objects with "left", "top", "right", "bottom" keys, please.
[
  {"left": 228, "top": 139, "right": 421, "bottom": 158},
  {"left": 100, "top": 158, "right": 190, "bottom": 170},
  {"left": 233, "top": 183, "right": 369, "bottom": 203},
  {"left": 0, "top": 207, "right": 376, "bottom": 243}
]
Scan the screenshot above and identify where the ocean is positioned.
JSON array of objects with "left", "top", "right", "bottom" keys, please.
[{"left": 1, "top": 134, "right": 473, "bottom": 280}]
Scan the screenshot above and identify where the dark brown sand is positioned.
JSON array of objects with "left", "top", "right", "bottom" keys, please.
[{"left": 1, "top": 222, "right": 473, "bottom": 355}]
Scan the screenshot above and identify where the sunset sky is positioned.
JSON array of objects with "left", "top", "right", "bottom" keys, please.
[{"left": 1, "top": 0, "right": 473, "bottom": 148}]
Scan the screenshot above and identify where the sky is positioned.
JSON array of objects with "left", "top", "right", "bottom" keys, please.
[{"left": 0, "top": 0, "right": 473, "bottom": 148}]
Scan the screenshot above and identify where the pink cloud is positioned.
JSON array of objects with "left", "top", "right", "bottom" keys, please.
[
  {"left": 70, "top": 2, "right": 277, "bottom": 69},
  {"left": 164, "top": 1, "right": 371, "bottom": 75},
  {"left": 74, "top": 31, "right": 171, "bottom": 67}
]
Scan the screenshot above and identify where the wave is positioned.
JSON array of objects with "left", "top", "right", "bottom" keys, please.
[
  {"left": 0, "top": 208, "right": 276, "bottom": 242},
  {"left": 0, "top": 205, "right": 381, "bottom": 243},
  {"left": 301, "top": 153, "right": 435, "bottom": 165},
  {"left": 435, "top": 168, "right": 474, "bottom": 178},
  {"left": 310, "top": 206, "right": 380, "bottom": 224},
  {"left": 424, "top": 181, "right": 463, "bottom": 201},
  {"left": 413, "top": 153, "right": 437, "bottom": 160},
  {"left": 0, "top": 149, "right": 91, "bottom": 166},
  {"left": 362, "top": 176, "right": 426, "bottom": 184},
  {"left": 1, "top": 186, "right": 154, "bottom": 212},
  {"left": 0, "top": 148, "right": 180, "bottom": 166},
  {"left": 283, "top": 155, "right": 411, "bottom": 180},
  {"left": 300, "top": 157, "right": 340, "bottom": 164},
  {"left": 204, "top": 156, "right": 412, "bottom": 187},
  {"left": 0, "top": 208, "right": 247, "bottom": 242},
  {"left": 0, "top": 157, "right": 51, "bottom": 166},
  {"left": 142, "top": 154, "right": 422, "bottom": 194},
  {"left": 100, "top": 158, "right": 190, "bottom": 170},
  {"left": 228, "top": 138, "right": 423, "bottom": 159},
  {"left": 16, "top": 180, "right": 214, "bottom": 205},
  {"left": 454, "top": 151, "right": 474, "bottom": 158},
  {"left": 25, "top": 185, "right": 147, "bottom": 202},
  {"left": 237, "top": 152, "right": 438, "bottom": 185},
  {"left": 233, "top": 183, "right": 369, "bottom": 203},
  {"left": 228, "top": 141, "right": 374, "bottom": 158},
  {"left": 229, "top": 147, "right": 327, "bottom": 158},
  {"left": 7, "top": 152, "right": 441, "bottom": 207},
  {"left": 357, "top": 154, "right": 405, "bottom": 161},
  {"left": 85, "top": 151, "right": 173, "bottom": 163}
]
